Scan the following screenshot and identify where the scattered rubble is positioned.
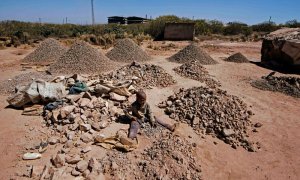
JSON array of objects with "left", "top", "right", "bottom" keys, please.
[
  {"left": 251, "top": 73, "right": 300, "bottom": 98},
  {"left": 106, "top": 38, "right": 151, "bottom": 63},
  {"left": 0, "top": 72, "right": 53, "bottom": 95},
  {"left": 100, "top": 132, "right": 201, "bottom": 179},
  {"left": 173, "top": 60, "right": 221, "bottom": 88},
  {"left": 22, "top": 38, "right": 67, "bottom": 64},
  {"left": 48, "top": 40, "right": 119, "bottom": 75},
  {"left": 168, "top": 44, "right": 218, "bottom": 65},
  {"left": 103, "top": 62, "right": 176, "bottom": 89},
  {"left": 159, "top": 87, "right": 255, "bottom": 151},
  {"left": 224, "top": 52, "right": 249, "bottom": 63}
]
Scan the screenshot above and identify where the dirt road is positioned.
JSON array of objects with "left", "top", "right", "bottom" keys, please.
[{"left": 0, "top": 41, "right": 299, "bottom": 179}]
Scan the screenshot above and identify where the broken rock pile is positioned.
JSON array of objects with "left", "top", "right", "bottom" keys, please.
[
  {"left": 103, "top": 62, "right": 176, "bottom": 89},
  {"left": 174, "top": 60, "right": 221, "bottom": 88},
  {"left": 23, "top": 38, "right": 67, "bottom": 64},
  {"left": 100, "top": 132, "right": 201, "bottom": 179},
  {"left": 48, "top": 41, "right": 119, "bottom": 75},
  {"left": 159, "top": 87, "right": 256, "bottom": 151},
  {"left": 251, "top": 73, "right": 300, "bottom": 98},
  {"left": 224, "top": 52, "right": 249, "bottom": 63},
  {"left": 168, "top": 44, "right": 218, "bottom": 65},
  {"left": 106, "top": 38, "right": 151, "bottom": 63}
]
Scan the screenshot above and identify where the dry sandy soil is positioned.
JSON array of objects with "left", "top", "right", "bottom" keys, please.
[{"left": 0, "top": 40, "right": 299, "bottom": 179}]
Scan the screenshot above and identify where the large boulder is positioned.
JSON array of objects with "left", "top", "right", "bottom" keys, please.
[{"left": 261, "top": 28, "right": 300, "bottom": 70}]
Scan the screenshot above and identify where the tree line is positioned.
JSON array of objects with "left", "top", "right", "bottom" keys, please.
[{"left": 0, "top": 15, "right": 299, "bottom": 45}]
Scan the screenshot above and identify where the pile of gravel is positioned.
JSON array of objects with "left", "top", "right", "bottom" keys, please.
[
  {"left": 23, "top": 38, "right": 67, "bottom": 64},
  {"left": 168, "top": 44, "right": 218, "bottom": 65},
  {"left": 158, "top": 87, "right": 256, "bottom": 151},
  {"left": 225, "top": 52, "right": 249, "bottom": 63},
  {"left": 104, "top": 62, "right": 176, "bottom": 89},
  {"left": 48, "top": 41, "right": 118, "bottom": 75},
  {"left": 251, "top": 73, "right": 300, "bottom": 98},
  {"left": 174, "top": 60, "right": 221, "bottom": 88},
  {"left": 100, "top": 132, "right": 201, "bottom": 179},
  {"left": 106, "top": 38, "right": 151, "bottom": 63},
  {"left": 0, "top": 72, "right": 53, "bottom": 95}
]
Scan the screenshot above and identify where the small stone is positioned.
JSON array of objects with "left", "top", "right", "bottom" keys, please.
[
  {"left": 80, "top": 124, "right": 91, "bottom": 132},
  {"left": 31, "top": 165, "right": 45, "bottom": 179},
  {"left": 60, "top": 105, "right": 76, "bottom": 119},
  {"left": 79, "top": 98, "right": 91, "bottom": 107},
  {"left": 48, "top": 137, "right": 59, "bottom": 145},
  {"left": 222, "top": 128, "right": 235, "bottom": 137},
  {"left": 254, "top": 122, "right": 263, "bottom": 128},
  {"left": 76, "top": 160, "right": 89, "bottom": 172},
  {"left": 88, "top": 158, "right": 101, "bottom": 172},
  {"left": 81, "top": 133, "right": 93, "bottom": 143},
  {"left": 81, "top": 146, "right": 92, "bottom": 153},
  {"left": 23, "top": 153, "right": 42, "bottom": 160},
  {"left": 52, "top": 154, "right": 65, "bottom": 168},
  {"left": 91, "top": 122, "right": 100, "bottom": 131},
  {"left": 66, "top": 154, "right": 81, "bottom": 164},
  {"left": 71, "top": 169, "right": 81, "bottom": 176},
  {"left": 67, "top": 131, "right": 76, "bottom": 140},
  {"left": 166, "top": 101, "right": 173, "bottom": 106},
  {"left": 109, "top": 92, "right": 127, "bottom": 102},
  {"left": 99, "top": 120, "right": 109, "bottom": 129},
  {"left": 60, "top": 136, "right": 68, "bottom": 144},
  {"left": 64, "top": 140, "right": 74, "bottom": 148}
]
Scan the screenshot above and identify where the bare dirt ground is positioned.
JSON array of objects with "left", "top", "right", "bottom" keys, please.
[{"left": 0, "top": 40, "right": 299, "bottom": 179}]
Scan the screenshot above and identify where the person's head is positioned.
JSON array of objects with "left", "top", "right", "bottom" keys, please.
[{"left": 136, "top": 90, "right": 146, "bottom": 105}]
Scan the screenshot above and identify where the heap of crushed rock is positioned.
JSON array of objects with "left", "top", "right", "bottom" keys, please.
[
  {"left": 0, "top": 72, "right": 53, "bottom": 95},
  {"left": 225, "top": 52, "right": 249, "bottom": 63},
  {"left": 103, "top": 62, "right": 176, "bottom": 89},
  {"left": 106, "top": 38, "right": 151, "bottom": 63},
  {"left": 168, "top": 44, "right": 218, "bottom": 65},
  {"left": 251, "top": 73, "right": 300, "bottom": 98},
  {"left": 100, "top": 132, "right": 201, "bottom": 179},
  {"left": 173, "top": 60, "right": 221, "bottom": 88},
  {"left": 48, "top": 41, "right": 118, "bottom": 75},
  {"left": 23, "top": 38, "right": 67, "bottom": 64},
  {"left": 159, "top": 87, "right": 257, "bottom": 151}
]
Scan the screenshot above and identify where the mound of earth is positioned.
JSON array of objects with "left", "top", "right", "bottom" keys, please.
[
  {"left": 173, "top": 60, "right": 220, "bottom": 88},
  {"left": 106, "top": 38, "right": 151, "bottom": 63},
  {"left": 159, "top": 87, "right": 257, "bottom": 151},
  {"left": 225, "top": 52, "right": 249, "bottom": 63},
  {"left": 48, "top": 41, "right": 118, "bottom": 74},
  {"left": 104, "top": 62, "right": 176, "bottom": 89},
  {"left": 23, "top": 38, "right": 67, "bottom": 64},
  {"left": 251, "top": 73, "right": 300, "bottom": 98},
  {"left": 0, "top": 72, "right": 53, "bottom": 95},
  {"left": 168, "top": 44, "right": 218, "bottom": 65}
]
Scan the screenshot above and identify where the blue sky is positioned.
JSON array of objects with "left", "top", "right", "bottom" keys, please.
[{"left": 0, "top": 0, "right": 299, "bottom": 25}]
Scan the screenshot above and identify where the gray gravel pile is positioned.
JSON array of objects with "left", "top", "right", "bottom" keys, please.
[
  {"left": 174, "top": 60, "right": 221, "bottom": 88},
  {"left": 0, "top": 72, "right": 53, "bottom": 95},
  {"left": 158, "top": 87, "right": 257, "bottom": 151},
  {"left": 225, "top": 52, "right": 249, "bottom": 63},
  {"left": 23, "top": 38, "right": 67, "bottom": 64},
  {"left": 100, "top": 132, "right": 201, "bottom": 179},
  {"left": 104, "top": 62, "right": 176, "bottom": 89},
  {"left": 251, "top": 73, "right": 300, "bottom": 98},
  {"left": 48, "top": 41, "right": 118, "bottom": 75},
  {"left": 168, "top": 44, "right": 218, "bottom": 65},
  {"left": 106, "top": 38, "right": 151, "bottom": 63}
]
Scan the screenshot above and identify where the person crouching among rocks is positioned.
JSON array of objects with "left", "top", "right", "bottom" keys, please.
[{"left": 124, "top": 90, "right": 155, "bottom": 139}]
